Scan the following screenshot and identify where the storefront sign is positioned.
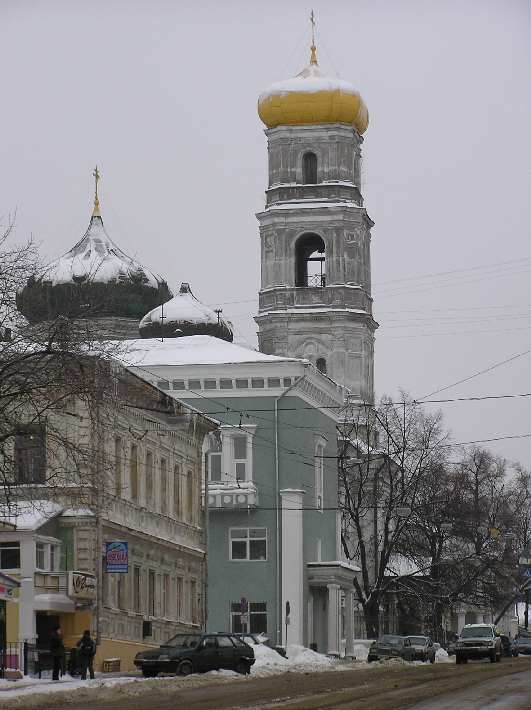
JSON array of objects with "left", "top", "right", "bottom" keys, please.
[
  {"left": 105, "top": 541, "right": 128, "bottom": 573},
  {"left": 68, "top": 571, "right": 96, "bottom": 600},
  {"left": 0, "top": 572, "right": 19, "bottom": 601}
]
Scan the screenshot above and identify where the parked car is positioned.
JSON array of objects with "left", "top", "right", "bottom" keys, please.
[
  {"left": 367, "top": 635, "right": 416, "bottom": 662},
  {"left": 231, "top": 632, "right": 287, "bottom": 658},
  {"left": 134, "top": 632, "right": 255, "bottom": 677},
  {"left": 513, "top": 636, "right": 531, "bottom": 656},
  {"left": 455, "top": 624, "right": 502, "bottom": 664},
  {"left": 404, "top": 635, "right": 436, "bottom": 663}
]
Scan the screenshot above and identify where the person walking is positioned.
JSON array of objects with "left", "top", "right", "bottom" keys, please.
[
  {"left": 50, "top": 625, "right": 65, "bottom": 681},
  {"left": 76, "top": 629, "right": 96, "bottom": 680}
]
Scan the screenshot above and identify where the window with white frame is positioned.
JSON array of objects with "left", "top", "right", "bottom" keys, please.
[
  {"left": 233, "top": 434, "right": 248, "bottom": 481},
  {"left": 50, "top": 544, "right": 59, "bottom": 571},
  {"left": 206, "top": 428, "right": 255, "bottom": 484},
  {"left": 36, "top": 541, "right": 46, "bottom": 570},
  {"left": 230, "top": 601, "right": 267, "bottom": 633},
  {"left": 229, "top": 528, "right": 267, "bottom": 561},
  {"left": 0, "top": 542, "right": 20, "bottom": 570},
  {"left": 315, "top": 439, "right": 325, "bottom": 510}
]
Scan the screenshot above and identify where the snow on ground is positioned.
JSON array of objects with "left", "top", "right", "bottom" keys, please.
[
  {"left": 436, "top": 648, "right": 454, "bottom": 663},
  {"left": 353, "top": 643, "right": 370, "bottom": 662}
]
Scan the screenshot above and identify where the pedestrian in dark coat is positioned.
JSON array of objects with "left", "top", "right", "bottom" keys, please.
[
  {"left": 49, "top": 625, "right": 65, "bottom": 681},
  {"left": 76, "top": 629, "right": 96, "bottom": 680}
]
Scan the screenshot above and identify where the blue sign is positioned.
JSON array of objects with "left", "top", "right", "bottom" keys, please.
[
  {"left": 523, "top": 568, "right": 531, "bottom": 578},
  {"left": 105, "top": 541, "right": 128, "bottom": 573}
]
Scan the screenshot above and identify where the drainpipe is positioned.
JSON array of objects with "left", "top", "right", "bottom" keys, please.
[{"left": 274, "top": 369, "right": 308, "bottom": 645}]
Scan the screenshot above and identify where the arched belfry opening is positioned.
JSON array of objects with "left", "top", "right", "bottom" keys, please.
[
  {"left": 295, "top": 233, "right": 326, "bottom": 287},
  {"left": 302, "top": 151, "right": 318, "bottom": 184}
]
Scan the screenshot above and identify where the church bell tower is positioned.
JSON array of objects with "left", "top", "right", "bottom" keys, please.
[{"left": 255, "top": 31, "right": 377, "bottom": 402}]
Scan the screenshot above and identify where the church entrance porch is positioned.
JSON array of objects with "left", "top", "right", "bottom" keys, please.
[{"left": 307, "top": 561, "right": 359, "bottom": 657}]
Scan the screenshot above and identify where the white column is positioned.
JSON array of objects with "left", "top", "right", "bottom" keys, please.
[
  {"left": 345, "top": 589, "right": 355, "bottom": 657},
  {"left": 307, "top": 592, "right": 314, "bottom": 649},
  {"left": 327, "top": 583, "right": 341, "bottom": 656},
  {"left": 19, "top": 577, "right": 36, "bottom": 642},
  {"left": 280, "top": 489, "right": 304, "bottom": 647},
  {"left": 457, "top": 612, "right": 466, "bottom": 633}
]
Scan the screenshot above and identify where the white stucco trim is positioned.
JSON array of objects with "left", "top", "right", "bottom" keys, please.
[{"left": 280, "top": 489, "right": 304, "bottom": 647}]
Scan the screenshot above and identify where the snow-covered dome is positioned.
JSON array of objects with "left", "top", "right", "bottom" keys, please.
[
  {"left": 139, "top": 283, "right": 233, "bottom": 342},
  {"left": 258, "top": 47, "right": 368, "bottom": 134},
  {"left": 17, "top": 193, "right": 171, "bottom": 327}
]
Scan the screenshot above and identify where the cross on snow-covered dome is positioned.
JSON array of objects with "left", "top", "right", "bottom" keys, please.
[
  {"left": 16, "top": 174, "right": 172, "bottom": 329},
  {"left": 139, "top": 283, "right": 233, "bottom": 342}
]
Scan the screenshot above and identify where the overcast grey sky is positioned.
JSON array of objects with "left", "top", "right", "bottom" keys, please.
[{"left": 2, "top": 0, "right": 530, "bottom": 465}]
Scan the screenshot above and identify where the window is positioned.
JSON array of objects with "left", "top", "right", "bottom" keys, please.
[
  {"left": 204, "top": 379, "right": 217, "bottom": 390},
  {"left": 208, "top": 451, "right": 222, "bottom": 482},
  {"left": 302, "top": 151, "right": 318, "bottom": 184},
  {"left": 173, "top": 464, "right": 181, "bottom": 518},
  {"left": 148, "top": 570, "right": 155, "bottom": 617},
  {"left": 162, "top": 574, "right": 170, "bottom": 618},
  {"left": 145, "top": 451, "right": 154, "bottom": 507},
  {"left": 130, "top": 445, "right": 138, "bottom": 502},
  {"left": 251, "top": 378, "right": 264, "bottom": 388},
  {"left": 283, "top": 377, "right": 292, "bottom": 387},
  {"left": 220, "top": 379, "right": 233, "bottom": 389},
  {"left": 50, "top": 544, "right": 59, "bottom": 571},
  {"left": 133, "top": 566, "right": 141, "bottom": 613},
  {"left": 176, "top": 577, "right": 183, "bottom": 620},
  {"left": 172, "top": 380, "right": 185, "bottom": 390},
  {"left": 114, "top": 437, "right": 122, "bottom": 497},
  {"left": 235, "top": 379, "right": 248, "bottom": 389},
  {"left": 117, "top": 574, "right": 127, "bottom": 610},
  {"left": 102, "top": 557, "right": 110, "bottom": 606},
  {"left": 186, "top": 471, "right": 194, "bottom": 524},
  {"left": 15, "top": 424, "right": 46, "bottom": 484},
  {"left": 316, "top": 358, "right": 327, "bottom": 374},
  {"left": 160, "top": 458, "right": 167, "bottom": 514},
  {"left": 188, "top": 379, "right": 201, "bottom": 390},
  {"left": 233, "top": 435, "right": 247, "bottom": 481},
  {"left": 267, "top": 378, "right": 281, "bottom": 388},
  {"left": 231, "top": 601, "right": 267, "bottom": 634},
  {"left": 156, "top": 380, "right": 169, "bottom": 390},
  {"left": 295, "top": 233, "right": 326, "bottom": 287},
  {"left": 190, "top": 579, "right": 198, "bottom": 624},
  {"left": 230, "top": 528, "right": 267, "bottom": 561},
  {"left": 36, "top": 542, "right": 45, "bottom": 570},
  {"left": 0, "top": 542, "right": 20, "bottom": 569},
  {"left": 315, "top": 443, "right": 324, "bottom": 510}
]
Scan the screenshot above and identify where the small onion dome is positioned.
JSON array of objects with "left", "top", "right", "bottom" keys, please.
[
  {"left": 17, "top": 203, "right": 172, "bottom": 324},
  {"left": 258, "top": 55, "right": 368, "bottom": 134},
  {"left": 139, "top": 283, "right": 233, "bottom": 342}
]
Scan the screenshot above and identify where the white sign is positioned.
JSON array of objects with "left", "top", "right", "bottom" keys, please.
[{"left": 68, "top": 571, "right": 96, "bottom": 601}]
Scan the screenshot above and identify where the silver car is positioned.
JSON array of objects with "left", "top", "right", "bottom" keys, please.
[{"left": 404, "top": 635, "right": 436, "bottom": 663}]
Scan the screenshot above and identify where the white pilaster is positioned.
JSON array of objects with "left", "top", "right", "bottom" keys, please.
[
  {"left": 19, "top": 577, "right": 36, "bottom": 642},
  {"left": 307, "top": 592, "right": 314, "bottom": 649},
  {"left": 345, "top": 589, "right": 355, "bottom": 657},
  {"left": 327, "top": 583, "right": 341, "bottom": 656},
  {"left": 280, "top": 489, "right": 304, "bottom": 647},
  {"left": 457, "top": 611, "right": 466, "bottom": 633}
]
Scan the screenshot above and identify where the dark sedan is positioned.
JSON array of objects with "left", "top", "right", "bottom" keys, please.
[
  {"left": 134, "top": 632, "right": 255, "bottom": 677},
  {"left": 514, "top": 636, "right": 531, "bottom": 656},
  {"left": 367, "top": 635, "right": 416, "bottom": 662}
]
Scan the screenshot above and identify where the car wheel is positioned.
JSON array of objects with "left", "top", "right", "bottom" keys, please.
[
  {"left": 141, "top": 668, "right": 158, "bottom": 678},
  {"left": 235, "top": 660, "right": 250, "bottom": 675},
  {"left": 177, "top": 660, "right": 194, "bottom": 676},
  {"left": 490, "top": 650, "right": 496, "bottom": 663}
]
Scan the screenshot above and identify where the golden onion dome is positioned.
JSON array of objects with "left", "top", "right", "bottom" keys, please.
[{"left": 258, "top": 49, "right": 368, "bottom": 134}]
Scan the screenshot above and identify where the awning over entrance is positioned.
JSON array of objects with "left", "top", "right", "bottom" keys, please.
[
  {"left": 34, "top": 593, "right": 75, "bottom": 613},
  {"left": 307, "top": 560, "right": 360, "bottom": 590}
]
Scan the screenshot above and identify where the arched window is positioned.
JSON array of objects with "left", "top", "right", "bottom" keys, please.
[
  {"left": 316, "top": 358, "right": 327, "bottom": 374},
  {"left": 302, "top": 152, "right": 318, "bottom": 184},
  {"left": 295, "top": 233, "right": 326, "bottom": 287}
]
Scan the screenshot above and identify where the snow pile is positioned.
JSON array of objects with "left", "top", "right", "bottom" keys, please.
[
  {"left": 140, "top": 286, "right": 220, "bottom": 327},
  {"left": 286, "top": 645, "right": 333, "bottom": 666},
  {"left": 252, "top": 644, "right": 290, "bottom": 672},
  {"left": 352, "top": 644, "right": 369, "bottom": 662},
  {"left": 436, "top": 648, "right": 453, "bottom": 663}
]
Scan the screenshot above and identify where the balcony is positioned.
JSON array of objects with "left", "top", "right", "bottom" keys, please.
[
  {"left": 205, "top": 481, "right": 258, "bottom": 511},
  {"left": 34, "top": 571, "right": 75, "bottom": 613}
]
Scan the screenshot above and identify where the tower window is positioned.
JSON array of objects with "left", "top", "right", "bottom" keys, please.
[
  {"left": 302, "top": 152, "right": 318, "bottom": 184},
  {"left": 316, "top": 358, "right": 327, "bottom": 375},
  {"left": 295, "top": 233, "right": 326, "bottom": 287}
]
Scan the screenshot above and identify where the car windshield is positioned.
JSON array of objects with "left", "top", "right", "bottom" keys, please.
[
  {"left": 518, "top": 637, "right": 531, "bottom": 644},
  {"left": 461, "top": 627, "right": 493, "bottom": 639},
  {"left": 379, "top": 635, "right": 402, "bottom": 646},
  {"left": 407, "top": 637, "right": 427, "bottom": 645},
  {"left": 162, "top": 634, "right": 201, "bottom": 648}
]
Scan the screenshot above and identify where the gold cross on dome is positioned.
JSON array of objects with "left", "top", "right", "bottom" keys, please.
[
  {"left": 310, "top": 10, "right": 317, "bottom": 64},
  {"left": 93, "top": 165, "right": 100, "bottom": 201}
]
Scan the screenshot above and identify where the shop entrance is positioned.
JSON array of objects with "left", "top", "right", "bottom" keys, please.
[{"left": 36, "top": 613, "right": 60, "bottom": 649}]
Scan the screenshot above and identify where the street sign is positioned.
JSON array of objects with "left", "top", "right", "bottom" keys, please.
[
  {"left": 523, "top": 568, "right": 531, "bottom": 579},
  {"left": 105, "top": 541, "right": 128, "bottom": 573}
]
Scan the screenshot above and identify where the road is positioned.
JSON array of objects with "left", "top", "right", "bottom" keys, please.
[{"left": 21, "top": 658, "right": 531, "bottom": 710}]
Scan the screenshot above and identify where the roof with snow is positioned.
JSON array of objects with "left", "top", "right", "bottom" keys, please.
[
  {"left": 139, "top": 283, "right": 233, "bottom": 342},
  {"left": 0, "top": 500, "right": 63, "bottom": 531},
  {"left": 119, "top": 335, "right": 302, "bottom": 367}
]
